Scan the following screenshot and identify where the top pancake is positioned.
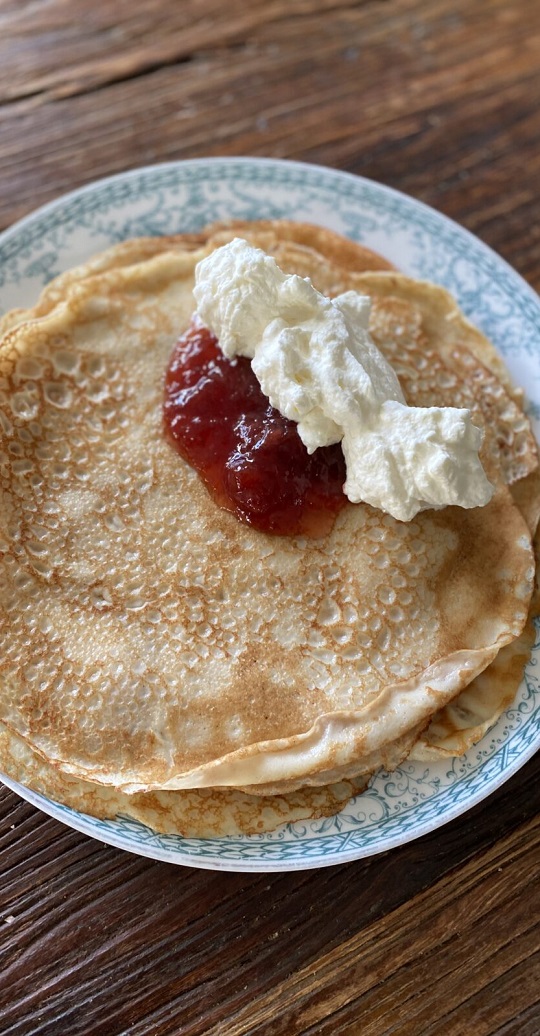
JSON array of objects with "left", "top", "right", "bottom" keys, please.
[
  {"left": 0, "top": 718, "right": 371, "bottom": 837},
  {"left": 0, "top": 228, "right": 536, "bottom": 795}
]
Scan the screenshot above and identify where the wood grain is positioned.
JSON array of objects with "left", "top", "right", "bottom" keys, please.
[
  {"left": 1, "top": 1, "right": 539, "bottom": 1033},
  {"left": 1, "top": 753, "right": 539, "bottom": 1035},
  {"left": 0, "top": 0, "right": 539, "bottom": 286}
]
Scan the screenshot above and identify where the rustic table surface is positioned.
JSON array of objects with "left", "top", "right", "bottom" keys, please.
[{"left": 1, "top": 2, "right": 539, "bottom": 1034}]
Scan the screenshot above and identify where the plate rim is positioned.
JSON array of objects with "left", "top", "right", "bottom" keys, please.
[{"left": 1, "top": 155, "right": 539, "bottom": 314}]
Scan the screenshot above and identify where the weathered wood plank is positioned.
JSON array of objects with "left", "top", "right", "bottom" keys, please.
[
  {"left": 1, "top": 752, "right": 539, "bottom": 1034},
  {"left": 0, "top": 0, "right": 538, "bottom": 288},
  {"left": 194, "top": 816, "right": 540, "bottom": 1035}
]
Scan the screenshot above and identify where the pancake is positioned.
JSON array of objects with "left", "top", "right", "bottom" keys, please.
[
  {"left": 0, "top": 226, "right": 537, "bottom": 835},
  {"left": 410, "top": 525, "right": 540, "bottom": 760},
  {"left": 344, "top": 270, "right": 518, "bottom": 398},
  {"left": 0, "top": 720, "right": 370, "bottom": 837},
  {"left": 508, "top": 468, "right": 540, "bottom": 536},
  {"left": 409, "top": 612, "right": 536, "bottom": 760}
]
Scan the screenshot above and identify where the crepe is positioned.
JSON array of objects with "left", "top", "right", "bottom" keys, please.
[
  {"left": 0, "top": 720, "right": 371, "bottom": 837},
  {"left": 0, "top": 224, "right": 537, "bottom": 833},
  {"left": 410, "top": 613, "right": 536, "bottom": 760},
  {"left": 409, "top": 525, "right": 540, "bottom": 761}
]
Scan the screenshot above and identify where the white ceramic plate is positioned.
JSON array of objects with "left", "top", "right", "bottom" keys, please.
[{"left": 0, "top": 158, "right": 539, "bottom": 872}]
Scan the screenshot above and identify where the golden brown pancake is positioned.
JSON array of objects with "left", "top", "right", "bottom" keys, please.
[
  {"left": 0, "top": 720, "right": 370, "bottom": 837},
  {"left": 410, "top": 611, "right": 536, "bottom": 760},
  {"left": 344, "top": 270, "right": 518, "bottom": 397},
  {"left": 410, "top": 525, "right": 540, "bottom": 760},
  {"left": 0, "top": 248, "right": 534, "bottom": 785},
  {"left": 0, "top": 225, "right": 537, "bottom": 834},
  {"left": 355, "top": 274, "right": 538, "bottom": 488}
]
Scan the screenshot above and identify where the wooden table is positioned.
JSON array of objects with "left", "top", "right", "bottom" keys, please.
[{"left": 1, "top": 2, "right": 539, "bottom": 1033}]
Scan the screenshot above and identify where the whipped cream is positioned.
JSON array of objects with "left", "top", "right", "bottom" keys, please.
[{"left": 193, "top": 238, "right": 494, "bottom": 521}]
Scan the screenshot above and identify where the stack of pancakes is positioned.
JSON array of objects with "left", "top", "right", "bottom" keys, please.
[{"left": 0, "top": 221, "right": 537, "bottom": 837}]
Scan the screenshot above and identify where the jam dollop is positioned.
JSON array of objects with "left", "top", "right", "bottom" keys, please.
[{"left": 163, "top": 321, "right": 347, "bottom": 537}]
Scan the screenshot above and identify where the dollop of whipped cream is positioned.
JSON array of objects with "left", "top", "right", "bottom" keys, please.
[{"left": 193, "top": 238, "right": 494, "bottom": 522}]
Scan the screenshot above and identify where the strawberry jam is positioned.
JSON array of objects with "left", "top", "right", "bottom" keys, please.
[{"left": 163, "top": 321, "right": 347, "bottom": 537}]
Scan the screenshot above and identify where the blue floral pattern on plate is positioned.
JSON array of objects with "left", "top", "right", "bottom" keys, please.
[{"left": 0, "top": 158, "right": 539, "bottom": 871}]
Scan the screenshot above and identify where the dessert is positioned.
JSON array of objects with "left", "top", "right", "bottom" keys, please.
[{"left": 0, "top": 222, "right": 537, "bottom": 836}]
